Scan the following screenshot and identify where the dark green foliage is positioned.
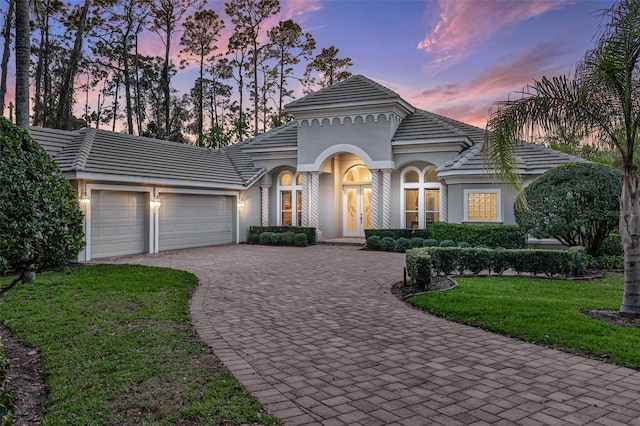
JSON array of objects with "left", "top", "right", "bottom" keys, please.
[
  {"left": 439, "top": 240, "right": 456, "bottom": 247},
  {"left": 601, "top": 233, "right": 623, "bottom": 256},
  {"left": 406, "top": 248, "right": 431, "bottom": 291},
  {"left": 282, "top": 231, "right": 295, "bottom": 245},
  {"left": 0, "top": 118, "right": 84, "bottom": 277},
  {"left": 458, "top": 248, "right": 491, "bottom": 274},
  {"left": 515, "top": 163, "right": 621, "bottom": 256},
  {"left": 249, "top": 226, "right": 316, "bottom": 244},
  {"left": 490, "top": 248, "right": 511, "bottom": 275},
  {"left": 429, "top": 247, "right": 460, "bottom": 275},
  {"left": 247, "top": 232, "right": 261, "bottom": 244},
  {"left": 394, "top": 237, "right": 411, "bottom": 252},
  {"left": 0, "top": 347, "right": 16, "bottom": 424},
  {"left": 365, "top": 235, "right": 381, "bottom": 250},
  {"left": 270, "top": 233, "right": 284, "bottom": 245},
  {"left": 457, "top": 241, "right": 472, "bottom": 248},
  {"left": 294, "top": 233, "right": 308, "bottom": 247},
  {"left": 380, "top": 237, "right": 395, "bottom": 251},
  {"left": 365, "top": 228, "right": 430, "bottom": 239},
  {"left": 422, "top": 239, "right": 439, "bottom": 247},
  {"left": 595, "top": 255, "right": 624, "bottom": 269},
  {"left": 259, "top": 232, "right": 274, "bottom": 244},
  {"left": 409, "top": 237, "right": 424, "bottom": 249},
  {"left": 427, "top": 222, "right": 526, "bottom": 249}
]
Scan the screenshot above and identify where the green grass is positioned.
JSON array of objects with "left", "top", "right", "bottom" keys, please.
[
  {"left": 408, "top": 273, "right": 640, "bottom": 369},
  {"left": 0, "top": 264, "right": 280, "bottom": 426}
]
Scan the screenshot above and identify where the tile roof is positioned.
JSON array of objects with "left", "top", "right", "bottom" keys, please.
[
  {"left": 286, "top": 75, "right": 408, "bottom": 110},
  {"left": 30, "top": 127, "right": 254, "bottom": 188},
  {"left": 241, "top": 121, "right": 298, "bottom": 152},
  {"left": 392, "top": 110, "right": 473, "bottom": 142}
]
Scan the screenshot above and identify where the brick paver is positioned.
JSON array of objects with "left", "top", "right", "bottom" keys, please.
[{"left": 108, "top": 244, "right": 640, "bottom": 425}]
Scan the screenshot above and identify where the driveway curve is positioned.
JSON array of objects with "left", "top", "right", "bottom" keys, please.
[{"left": 110, "top": 244, "right": 640, "bottom": 425}]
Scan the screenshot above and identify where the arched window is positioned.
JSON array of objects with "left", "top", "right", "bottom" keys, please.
[
  {"left": 401, "top": 166, "right": 441, "bottom": 228},
  {"left": 277, "top": 171, "right": 303, "bottom": 226}
]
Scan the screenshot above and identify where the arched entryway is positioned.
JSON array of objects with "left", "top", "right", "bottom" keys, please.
[{"left": 343, "top": 165, "right": 371, "bottom": 237}]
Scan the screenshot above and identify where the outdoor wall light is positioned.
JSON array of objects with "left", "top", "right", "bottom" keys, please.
[
  {"left": 237, "top": 199, "right": 245, "bottom": 208},
  {"left": 79, "top": 192, "right": 90, "bottom": 205},
  {"left": 151, "top": 195, "right": 162, "bottom": 209}
]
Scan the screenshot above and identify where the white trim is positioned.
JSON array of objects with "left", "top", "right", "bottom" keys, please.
[
  {"left": 276, "top": 171, "right": 302, "bottom": 226},
  {"left": 463, "top": 188, "right": 502, "bottom": 223},
  {"left": 64, "top": 172, "right": 247, "bottom": 190},
  {"left": 399, "top": 166, "right": 441, "bottom": 228},
  {"left": 296, "top": 143, "right": 395, "bottom": 172}
]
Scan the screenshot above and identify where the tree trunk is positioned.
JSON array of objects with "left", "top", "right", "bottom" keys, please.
[
  {"left": 56, "top": 0, "right": 90, "bottom": 129},
  {"left": 15, "top": 0, "right": 29, "bottom": 128},
  {"left": 619, "top": 163, "right": 640, "bottom": 315},
  {"left": 162, "top": 21, "right": 171, "bottom": 139},
  {"left": 0, "top": 0, "right": 15, "bottom": 116}
]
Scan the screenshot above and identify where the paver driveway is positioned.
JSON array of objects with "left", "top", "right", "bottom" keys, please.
[{"left": 110, "top": 244, "right": 640, "bottom": 425}]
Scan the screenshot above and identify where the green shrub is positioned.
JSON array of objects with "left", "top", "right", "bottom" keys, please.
[
  {"left": 458, "top": 248, "right": 491, "bottom": 274},
  {"left": 380, "top": 237, "right": 396, "bottom": 251},
  {"left": 259, "top": 232, "right": 274, "bottom": 245},
  {"left": 569, "top": 246, "right": 587, "bottom": 277},
  {"left": 283, "top": 231, "right": 295, "bottom": 245},
  {"left": 406, "top": 248, "right": 432, "bottom": 291},
  {"left": 394, "top": 237, "right": 411, "bottom": 253},
  {"left": 601, "top": 233, "right": 623, "bottom": 256},
  {"left": 365, "top": 229, "right": 430, "bottom": 240},
  {"left": 249, "top": 226, "right": 316, "bottom": 244},
  {"left": 440, "top": 240, "right": 456, "bottom": 247},
  {"left": 365, "top": 235, "right": 382, "bottom": 250},
  {"left": 457, "top": 241, "right": 472, "bottom": 248},
  {"left": 490, "top": 248, "right": 511, "bottom": 275},
  {"left": 595, "top": 254, "right": 624, "bottom": 269},
  {"left": 427, "top": 222, "right": 526, "bottom": 249},
  {"left": 429, "top": 247, "right": 460, "bottom": 275},
  {"left": 294, "top": 233, "right": 308, "bottom": 247},
  {"left": 247, "top": 232, "right": 260, "bottom": 244},
  {"left": 409, "top": 237, "right": 424, "bottom": 249},
  {"left": 270, "top": 233, "right": 284, "bottom": 245},
  {"left": 422, "top": 239, "right": 439, "bottom": 247}
]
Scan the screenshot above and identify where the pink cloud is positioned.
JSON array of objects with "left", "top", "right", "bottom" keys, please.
[
  {"left": 411, "top": 42, "right": 572, "bottom": 127},
  {"left": 418, "top": 0, "right": 571, "bottom": 66}
]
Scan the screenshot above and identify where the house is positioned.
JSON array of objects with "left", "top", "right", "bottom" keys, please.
[{"left": 30, "top": 75, "right": 585, "bottom": 260}]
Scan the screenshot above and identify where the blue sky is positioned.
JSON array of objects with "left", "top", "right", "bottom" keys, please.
[{"left": 2, "top": 0, "right": 616, "bottom": 129}]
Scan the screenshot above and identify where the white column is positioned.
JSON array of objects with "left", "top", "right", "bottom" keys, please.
[
  {"left": 382, "top": 169, "right": 392, "bottom": 229},
  {"left": 370, "top": 169, "right": 379, "bottom": 229},
  {"left": 260, "top": 184, "right": 270, "bottom": 226},
  {"left": 440, "top": 180, "right": 448, "bottom": 222},
  {"left": 301, "top": 172, "right": 309, "bottom": 227},
  {"left": 310, "top": 172, "right": 320, "bottom": 228}
]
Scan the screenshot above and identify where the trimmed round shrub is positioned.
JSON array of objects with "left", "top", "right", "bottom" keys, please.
[
  {"left": 366, "top": 235, "right": 382, "bottom": 250},
  {"left": 409, "top": 237, "right": 424, "bottom": 249},
  {"left": 283, "top": 231, "right": 295, "bottom": 245},
  {"left": 601, "top": 233, "right": 623, "bottom": 256},
  {"left": 490, "top": 248, "right": 511, "bottom": 275},
  {"left": 457, "top": 241, "right": 472, "bottom": 248},
  {"left": 247, "top": 233, "right": 260, "bottom": 244},
  {"left": 259, "top": 232, "right": 274, "bottom": 245},
  {"left": 294, "top": 233, "right": 307, "bottom": 247},
  {"left": 380, "top": 237, "right": 396, "bottom": 251},
  {"left": 422, "top": 239, "right": 439, "bottom": 247},
  {"left": 270, "top": 233, "right": 285, "bottom": 245},
  {"left": 440, "top": 239, "right": 456, "bottom": 247},
  {"left": 394, "top": 237, "right": 411, "bottom": 252}
]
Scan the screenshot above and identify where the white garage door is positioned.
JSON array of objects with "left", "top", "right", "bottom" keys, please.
[
  {"left": 91, "top": 191, "right": 146, "bottom": 258},
  {"left": 159, "top": 194, "right": 233, "bottom": 251}
]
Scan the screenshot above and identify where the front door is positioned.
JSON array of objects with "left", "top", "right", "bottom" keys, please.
[{"left": 343, "top": 186, "right": 371, "bottom": 237}]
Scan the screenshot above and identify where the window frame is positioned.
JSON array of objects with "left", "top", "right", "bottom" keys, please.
[
  {"left": 463, "top": 188, "right": 502, "bottom": 223},
  {"left": 400, "top": 166, "right": 441, "bottom": 228},
  {"left": 277, "top": 171, "right": 303, "bottom": 226}
]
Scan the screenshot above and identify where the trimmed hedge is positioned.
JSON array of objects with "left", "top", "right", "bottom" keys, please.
[
  {"left": 406, "top": 249, "right": 432, "bottom": 291},
  {"left": 248, "top": 226, "right": 316, "bottom": 244},
  {"left": 365, "top": 223, "right": 526, "bottom": 249},
  {"left": 406, "top": 246, "right": 587, "bottom": 280},
  {"left": 427, "top": 222, "right": 526, "bottom": 249},
  {"left": 253, "top": 231, "right": 309, "bottom": 247}
]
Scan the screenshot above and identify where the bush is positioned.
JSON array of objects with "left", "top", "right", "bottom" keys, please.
[
  {"left": 365, "top": 235, "right": 382, "bottom": 250},
  {"left": 394, "top": 237, "right": 411, "bottom": 253},
  {"left": 406, "top": 248, "right": 432, "bottom": 291},
  {"left": 457, "top": 241, "right": 472, "bottom": 248},
  {"left": 409, "top": 237, "right": 424, "bottom": 249},
  {"left": 422, "top": 239, "right": 439, "bottom": 247},
  {"left": 365, "top": 229, "right": 430, "bottom": 240},
  {"left": 595, "top": 254, "right": 624, "bottom": 269},
  {"left": 259, "top": 232, "right": 274, "bottom": 245},
  {"left": 0, "top": 118, "right": 84, "bottom": 280},
  {"left": 601, "top": 234, "right": 623, "bottom": 256},
  {"left": 247, "top": 233, "right": 260, "bottom": 244},
  {"left": 440, "top": 240, "right": 456, "bottom": 247},
  {"left": 380, "top": 237, "right": 396, "bottom": 251},
  {"left": 294, "top": 233, "right": 308, "bottom": 247},
  {"left": 458, "top": 248, "right": 491, "bottom": 274},
  {"left": 249, "top": 226, "right": 316, "bottom": 244},
  {"left": 490, "top": 248, "right": 511, "bottom": 275},
  {"left": 515, "top": 163, "right": 621, "bottom": 256},
  {"left": 427, "top": 222, "right": 526, "bottom": 249},
  {"left": 270, "top": 233, "right": 284, "bottom": 245},
  {"left": 282, "top": 231, "right": 295, "bottom": 245}
]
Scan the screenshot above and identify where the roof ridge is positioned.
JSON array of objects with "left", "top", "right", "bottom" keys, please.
[{"left": 72, "top": 128, "right": 96, "bottom": 170}]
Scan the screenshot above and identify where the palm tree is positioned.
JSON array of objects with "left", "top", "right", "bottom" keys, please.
[{"left": 483, "top": 0, "right": 640, "bottom": 315}]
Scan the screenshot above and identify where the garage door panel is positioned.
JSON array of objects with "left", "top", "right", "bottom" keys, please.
[
  {"left": 91, "top": 191, "right": 146, "bottom": 258},
  {"left": 159, "top": 194, "right": 232, "bottom": 251}
]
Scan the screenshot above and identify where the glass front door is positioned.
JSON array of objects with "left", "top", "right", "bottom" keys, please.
[{"left": 343, "top": 186, "right": 371, "bottom": 237}]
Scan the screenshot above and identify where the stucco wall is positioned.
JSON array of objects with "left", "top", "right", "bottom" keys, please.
[
  {"left": 238, "top": 184, "right": 262, "bottom": 242},
  {"left": 447, "top": 182, "right": 518, "bottom": 225}
]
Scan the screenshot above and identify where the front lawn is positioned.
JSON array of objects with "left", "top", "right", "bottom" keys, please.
[
  {"left": 408, "top": 273, "right": 640, "bottom": 369},
  {"left": 0, "top": 264, "right": 280, "bottom": 425}
]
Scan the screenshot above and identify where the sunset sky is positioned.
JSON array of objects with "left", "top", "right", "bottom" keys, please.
[{"left": 2, "top": 0, "right": 617, "bottom": 129}]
